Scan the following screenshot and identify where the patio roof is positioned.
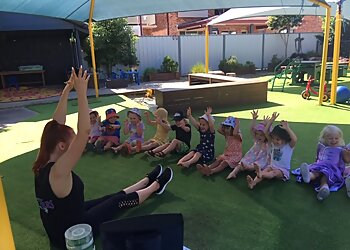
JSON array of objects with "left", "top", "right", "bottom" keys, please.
[{"left": 0, "top": 0, "right": 344, "bottom": 22}]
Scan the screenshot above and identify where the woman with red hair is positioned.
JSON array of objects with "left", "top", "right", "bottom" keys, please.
[{"left": 34, "top": 67, "right": 173, "bottom": 249}]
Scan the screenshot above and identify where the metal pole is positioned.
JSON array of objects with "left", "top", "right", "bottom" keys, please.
[
  {"left": 0, "top": 176, "right": 15, "bottom": 250},
  {"left": 330, "top": 3, "right": 342, "bottom": 104},
  {"left": 205, "top": 25, "right": 209, "bottom": 73},
  {"left": 318, "top": 7, "right": 331, "bottom": 105},
  {"left": 88, "top": 0, "right": 99, "bottom": 98}
]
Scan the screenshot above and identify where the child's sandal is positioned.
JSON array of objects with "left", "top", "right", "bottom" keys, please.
[
  {"left": 145, "top": 150, "right": 155, "bottom": 157},
  {"left": 155, "top": 152, "right": 166, "bottom": 159}
]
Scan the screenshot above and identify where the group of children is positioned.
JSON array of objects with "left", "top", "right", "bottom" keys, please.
[{"left": 86, "top": 106, "right": 350, "bottom": 201}]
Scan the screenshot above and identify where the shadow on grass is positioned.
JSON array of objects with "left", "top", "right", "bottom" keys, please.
[{"left": 26, "top": 95, "right": 125, "bottom": 122}]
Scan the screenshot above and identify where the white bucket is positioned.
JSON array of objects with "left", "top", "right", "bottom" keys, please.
[{"left": 65, "top": 224, "right": 95, "bottom": 250}]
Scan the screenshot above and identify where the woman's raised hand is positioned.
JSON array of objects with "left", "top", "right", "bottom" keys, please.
[
  {"left": 63, "top": 70, "right": 75, "bottom": 92},
  {"left": 72, "top": 66, "right": 89, "bottom": 93}
]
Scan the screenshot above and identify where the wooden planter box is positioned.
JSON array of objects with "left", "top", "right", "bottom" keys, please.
[{"left": 149, "top": 72, "right": 180, "bottom": 81}]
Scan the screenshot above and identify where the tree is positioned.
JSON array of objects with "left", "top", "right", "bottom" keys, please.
[
  {"left": 316, "top": 17, "right": 350, "bottom": 57},
  {"left": 83, "top": 18, "right": 138, "bottom": 76},
  {"left": 267, "top": 15, "right": 303, "bottom": 58}
]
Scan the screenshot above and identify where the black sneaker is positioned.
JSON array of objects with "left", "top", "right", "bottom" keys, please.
[
  {"left": 85, "top": 143, "right": 95, "bottom": 151},
  {"left": 156, "top": 167, "right": 173, "bottom": 195},
  {"left": 146, "top": 164, "right": 163, "bottom": 185},
  {"left": 94, "top": 141, "right": 104, "bottom": 154}
]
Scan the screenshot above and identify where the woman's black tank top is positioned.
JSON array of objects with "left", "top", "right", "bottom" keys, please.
[{"left": 35, "top": 162, "right": 84, "bottom": 249}]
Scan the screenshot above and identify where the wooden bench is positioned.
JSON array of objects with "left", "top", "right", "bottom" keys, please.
[
  {"left": 155, "top": 79, "right": 267, "bottom": 113},
  {"left": 188, "top": 73, "right": 241, "bottom": 85},
  {"left": 0, "top": 70, "right": 46, "bottom": 89}
]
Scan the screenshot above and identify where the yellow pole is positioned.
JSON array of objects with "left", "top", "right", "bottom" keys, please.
[
  {"left": 88, "top": 0, "right": 99, "bottom": 98},
  {"left": 205, "top": 25, "right": 209, "bottom": 73},
  {"left": 330, "top": 4, "right": 342, "bottom": 104},
  {"left": 0, "top": 176, "right": 16, "bottom": 250},
  {"left": 318, "top": 7, "right": 331, "bottom": 105}
]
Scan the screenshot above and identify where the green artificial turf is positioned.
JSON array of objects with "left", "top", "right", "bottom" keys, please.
[{"left": 1, "top": 75, "right": 350, "bottom": 250}]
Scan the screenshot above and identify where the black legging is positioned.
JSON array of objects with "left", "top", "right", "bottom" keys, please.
[{"left": 83, "top": 190, "right": 140, "bottom": 236}]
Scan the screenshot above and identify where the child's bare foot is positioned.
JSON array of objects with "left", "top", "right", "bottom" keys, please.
[
  {"left": 136, "top": 140, "right": 142, "bottom": 152},
  {"left": 181, "top": 162, "right": 191, "bottom": 168},
  {"left": 246, "top": 175, "right": 255, "bottom": 189},
  {"left": 254, "top": 163, "right": 262, "bottom": 178},
  {"left": 196, "top": 164, "right": 207, "bottom": 175},
  {"left": 227, "top": 165, "right": 241, "bottom": 180},
  {"left": 202, "top": 164, "right": 212, "bottom": 176}
]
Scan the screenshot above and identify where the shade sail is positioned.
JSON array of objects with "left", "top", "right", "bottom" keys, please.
[
  {"left": 0, "top": 0, "right": 343, "bottom": 22},
  {"left": 207, "top": 6, "right": 341, "bottom": 26}
]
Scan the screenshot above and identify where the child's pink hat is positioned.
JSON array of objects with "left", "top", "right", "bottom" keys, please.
[{"left": 254, "top": 123, "right": 266, "bottom": 131}]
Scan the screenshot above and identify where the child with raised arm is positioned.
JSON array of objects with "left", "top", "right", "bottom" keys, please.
[
  {"left": 177, "top": 107, "right": 215, "bottom": 168},
  {"left": 247, "top": 112, "right": 297, "bottom": 189},
  {"left": 138, "top": 108, "right": 171, "bottom": 153},
  {"left": 94, "top": 108, "right": 121, "bottom": 153},
  {"left": 146, "top": 111, "right": 191, "bottom": 158},
  {"left": 298, "top": 126, "right": 350, "bottom": 201},
  {"left": 197, "top": 116, "right": 242, "bottom": 176},
  {"left": 227, "top": 110, "right": 269, "bottom": 180},
  {"left": 112, "top": 108, "right": 145, "bottom": 154}
]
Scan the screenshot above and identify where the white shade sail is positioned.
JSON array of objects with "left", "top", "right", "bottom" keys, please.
[{"left": 0, "top": 0, "right": 346, "bottom": 22}]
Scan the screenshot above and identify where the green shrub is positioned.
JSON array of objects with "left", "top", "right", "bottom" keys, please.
[
  {"left": 267, "top": 54, "right": 283, "bottom": 72},
  {"left": 142, "top": 67, "right": 157, "bottom": 81},
  {"left": 160, "top": 56, "right": 178, "bottom": 73},
  {"left": 190, "top": 63, "right": 206, "bottom": 73},
  {"left": 218, "top": 56, "right": 240, "bottom": 74},
  {"left": 218, "top": 56, "right": 255, "bottom": 75}
]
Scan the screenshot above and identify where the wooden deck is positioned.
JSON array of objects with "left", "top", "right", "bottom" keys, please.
[{"left": 155, "top": 78, "right": 268, "bottom": 113}]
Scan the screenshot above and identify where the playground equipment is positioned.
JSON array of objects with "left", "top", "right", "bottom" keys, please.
[
  {"left": 301, "top": 77, "right": 330, "bottom": 101},
  {"left": 336, "top": 85, "right": 350, "bottom": 103},
  {"left": 270, "top": 58, "right": 349, "bottom": 92}
]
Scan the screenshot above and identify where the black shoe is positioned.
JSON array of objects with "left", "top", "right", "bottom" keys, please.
[
  {"left": 94, "top": 141, "right": 104, "bottom": 154},
  {"left": 156, "top": 167, "right": 173, "bottom": 195},
  {"left": 146, "top": 164, "right": 163, "bottom": 185},
  {"left": 86, "top": 143, "right": 95, "bottom": 151}
]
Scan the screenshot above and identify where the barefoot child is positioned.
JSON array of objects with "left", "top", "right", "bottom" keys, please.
[
  {"left": 197, "top": 116, "right": 242, "bottom": 176},
  {"left": 298, "top": 126, "right": 350, "bottom": 201},
  {"left": 177, "top": 107, "right": 215, "bottom": 168},
  {"left": 227, "top": 110, "right": 269, "bottom": 180},
  {"left": 146, "top": 111, "right": 191, "bottom": 158},
  {"left": 247, "top": 112, "right": 297, "bottom": 189}
]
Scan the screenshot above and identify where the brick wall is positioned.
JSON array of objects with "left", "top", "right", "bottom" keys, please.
[
  {"left": 294, "top": 16, "right": 323, "bottom": 33},
  {"left": 141, "top": 14, "right": 323, "bottom": 36}
]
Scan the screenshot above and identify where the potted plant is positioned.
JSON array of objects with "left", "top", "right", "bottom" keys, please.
[{"left": 149, "top": 56, "right": 180, "bottom": 81}]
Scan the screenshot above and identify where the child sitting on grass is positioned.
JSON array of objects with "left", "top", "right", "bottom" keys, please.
[
  {"left": 146, "top": 111, "right": 191, "bottom": 158},
  {"left": 94, "top": 108, "right": 120, "bottom": 153},
  {"left": 247, "top": 112, "right": 297, "bottom": 189},
  {"left": 227, "top": 110, "right": 269, "bottom": 180},
  {"left": 112, "top": 108, "right": 145, "bottom": 154},
  {"left": 297, "top": 126, "right": 350, "bottom": 201},
  {"left": 177, "top": 107, "right": 215, "bottom": 168},
  {"left": 197, "top": 116, "right": 242, "bottom": 176}
]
